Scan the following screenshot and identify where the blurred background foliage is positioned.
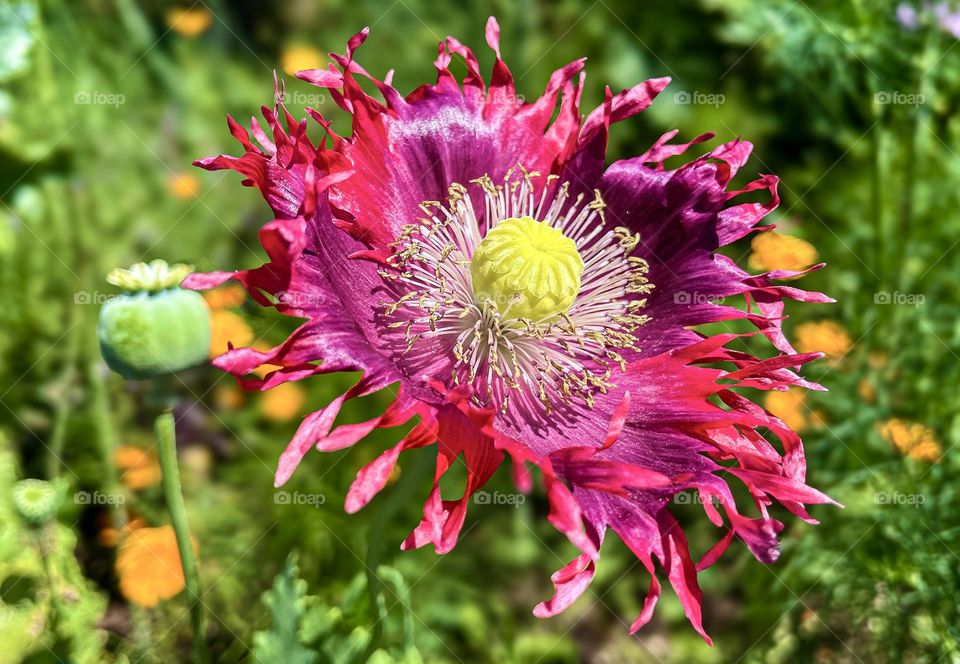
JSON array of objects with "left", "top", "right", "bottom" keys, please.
[{"left": 1, "top": 0, "right": 959, "bottom": 662}]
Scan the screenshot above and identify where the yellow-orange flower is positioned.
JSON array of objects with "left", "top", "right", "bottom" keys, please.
[
  {"left": 794, "top": 320, "right": 852, "bottom": 360},
  {"left": 116, "top": 525, "right": 195, "bottom": 608},
  {"left": 260, "top": 382, "right": 306, "bottom": 422},
  {"left": 748, "top": 232, "right": 818, "bottom": 273},
  {"left": 858, "top": 378, "right": 876, "bottom": 404},
  {"left": 99, "top": 526, "right": 120, "bottom": 548},
  {"left": 115, "top": 445, "right": 162, "bottom": 490},
  {"left": 203, "top": 284, "right": 246, "bottom": 310},
  {"left": 213, "top": 383, "right": 245, "bottom": 410},
  {"left": 249, "top": 342, "right": 283, "bottom": 378},
  {"left": 166, "top": 6, "right": 212, "bottom": 37},
  {"left": 99, "top": 517, "right": 146, "bottom": 548},
  {"left": 167, "top": 172, "right": 200, "bottom": 200},
  {"left": 764, "top": 388, "right": 809, "bottom": 432},
  {"left": 209, "top": 310, "right": 254, "bottom": 358},
  {"left": 281, "top": 45, "right": 326, "bottom": 76},
  {"left": 878, "top": 418, "right": 941, "bottom": 462}
]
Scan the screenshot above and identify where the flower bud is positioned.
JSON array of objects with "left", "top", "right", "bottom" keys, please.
[
  {"left": 98, "top": 260, "right": 211, "bottom": 380},
  {"left": 12, "top": 479, "right": 63, "bottom": 525}
]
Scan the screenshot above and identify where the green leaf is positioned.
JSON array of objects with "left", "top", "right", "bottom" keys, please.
[{"left": 252, "top": 554, "right": 321, "bottom": 664}]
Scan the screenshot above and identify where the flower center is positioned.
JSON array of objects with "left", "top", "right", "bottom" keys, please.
[
  {"left": 470, "top": 216, "right": 584, "bottom": 321},
  {"left": 378, "top": 168, "right": 654, "bottom": 425}
]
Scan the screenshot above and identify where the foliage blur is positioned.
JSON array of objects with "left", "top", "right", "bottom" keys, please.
[{"left": 1, "top": 0, "right": 959, "bottom": 662}]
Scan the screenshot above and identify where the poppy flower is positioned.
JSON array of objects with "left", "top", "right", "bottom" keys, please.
[
  {"left": 748, "top": 231, "right": 817, "bottom": 273},
  {"left": 167, "top": 172, "right": 201, "bottom": 200},
  {"left": 878, "top": 418, "right": 941, "bottom": 462},
  {"left": 165, "top": 6, "right": 212, "bottom": 38},
  {"left": 259, "top": 381, "right": 307, "bottom": 422},
  {"left": 116, "top": 525, "right": 193, "bottom": 608},
  {"left": 794, "top": 319, "right": 852, "bottom": 361},
  {"left": 208, "top": 309, "right": 254, "bottom": 358},
  {"left": 184, "top": 18, "right": 836, "bottom": 641},
  {"left": 115, "top": 445, "right": 162, "bottom": 490}
]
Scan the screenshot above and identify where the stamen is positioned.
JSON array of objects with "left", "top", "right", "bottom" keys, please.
[{"left": 377, "top": 167, "right": 654, "bottom": 425}]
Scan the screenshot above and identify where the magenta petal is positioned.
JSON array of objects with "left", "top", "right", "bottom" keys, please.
[
  {"left": 657, "top": 510, "right": 712, "bottom": 645},
  {"left": 345, "top": 418, "right": 438, "bottom": 514},
  {"left": 274, "top": 373, "right": 396, "bottom": 486},
  {"left": 533, "top": 554, "right": 597, "bottom": 617}
]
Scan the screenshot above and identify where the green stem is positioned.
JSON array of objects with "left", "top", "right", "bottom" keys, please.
[
  {"left": 900, "top": 27, "right": 938, "bottom": 294},
  {"left": 45, "top": 397, "right": 71, "bottom": 479},
  {"left": 87, "top": 353, "right": 126, "bottom": 531},
  {"left": 870, "top": 99, "right": 886, "bottom": 295},
  {"left": 36, "top": 527, "right": 61, "bottom": 632},
  {"left": 155, "top": 409, "right": 209, "bottom": 664},
  {"left": 889, "top": 28, "right": 939, "bottom": 359}
]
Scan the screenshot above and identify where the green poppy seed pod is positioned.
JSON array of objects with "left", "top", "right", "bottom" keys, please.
[
  {"left": 12, "top": 479, "right": 63, "bottom": 525},
  {"left": 97, "top": 260, "right": 211, "bottom": 380}
]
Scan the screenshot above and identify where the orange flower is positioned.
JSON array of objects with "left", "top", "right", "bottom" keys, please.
[
  {"left": 115, "top": 445, "right": 162, "bottom": 490},
  {"left": 878, "top": 419, "right": 941, "bottom": 462},
  {"left": 99, "top": 517, "right": 146, "bottom": 548},
  {"left": 249, "top": 341, "right": 283, "bottom": 378},
  {"left": 858, "top": 378, "right": 876, "bottom": 404},
  {"left": 748, "top": 232, "right": 818, "bottom": 273},
  {"left": 165, "top": 6, "right": 212, "bottom": 37},
  {"left": 281, "top": 45, "right": 326, "bottom": 76},
  {"left": 99, "top": 527, "right": 120, "bottom": 547},
  {"left": 260, "top": 382, "right": 306, "bottom": 422},
  {"left": 794, "top": 320, "right": 852, "bottom": 360},
  {"left": 116, "top": 525, "right": 195, "bottom": 608},
  {"left": 203, "top": 284, "right": 246, "bottom": 310},
  {"left": 167, "top": 172, "right": 200, "bottom": 199},
  {"left": 764, "top": 388, "right": 809, "bottom": 432},
  {"left": 213, "top": 383, "right": 245, "bottom": 410},
  {"left": 209, "top": 310, "right": 254, "bottom": 358}
]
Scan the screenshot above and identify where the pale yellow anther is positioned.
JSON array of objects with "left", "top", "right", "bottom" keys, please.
[{"left": 470, "top": 216, "right": 584, "bottom": 321}]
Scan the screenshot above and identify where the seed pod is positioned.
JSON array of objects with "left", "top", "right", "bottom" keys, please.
[
  {"left": 12, "top": 479, "right": 63, "bottom": 525},
  {"left": 98, "top": 261, "right": 211, "bottom": 380}
]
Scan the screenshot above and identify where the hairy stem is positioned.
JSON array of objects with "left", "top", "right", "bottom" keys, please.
[{"left": 155, "top": 409, "right": 209, "bottom": 663}]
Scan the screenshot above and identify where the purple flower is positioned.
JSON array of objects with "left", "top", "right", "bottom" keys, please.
[
  {"left": 898, "top": 2, "right": 921, "bottom": 29},
  {"left": 897, "top": 2, "right": 960, "bottom": 37},
  {"left": 933, "top": 2, "right": 960, "bottom": 37},
  {"left": 184, "top": 18, "right": 836, "bottom": 642}
]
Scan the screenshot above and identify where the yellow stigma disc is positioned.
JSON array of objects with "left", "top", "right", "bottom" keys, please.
[{"left": 470, "top": 216, "right": 584, "bottom": 321}]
